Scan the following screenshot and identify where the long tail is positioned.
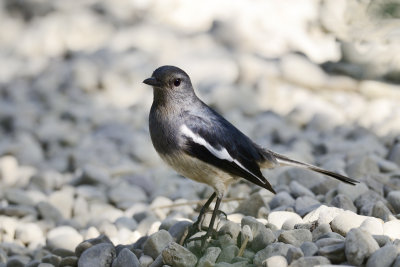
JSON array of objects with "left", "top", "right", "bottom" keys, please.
[{"left": 267, "top": 150, "right": 359, "bottom": 185}]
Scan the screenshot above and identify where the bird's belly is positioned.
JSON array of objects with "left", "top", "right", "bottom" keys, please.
[{"left": 159, "top": 152, "right": 236, "bottom": 197}]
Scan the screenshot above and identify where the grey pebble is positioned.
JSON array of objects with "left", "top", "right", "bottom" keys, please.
[
  {"left": 168, "top": 220, "right": 192, "bottom": 244},
  {"left": 241, "top": 216, "right": 275, "bottom": 251},
  {"left": 372, "top": 201, "right": 393, "bottom": 221},
  {"left": 311, "top": 223, "right": 331, "bottom": 241},
  {"left": 253, "top": 242, "right": 293, "bottom": 266},
  {"left": 0, "top": 205, "right": 37, "bottom": 218},
  {"left": 235, "top": 192, "right": 269, "bottom": 217},
  {"left": 59, "top": 256, "right": 78, "bottom": 267},
  {"left": 143, "top": 229, "right": 174, "bottom": 259},
  {"left": 269, "top": 192, "right": 295, "bottom": 210},
  {"left": 373, "top": 235, "right": 392, "bottom": 247},
  {"left": 278, "top": 229, "right": 312, "bottom": 247},
  {"left": 329, "top": 194, "right": 357, "bottom": 212},
  {"left": 393, "top": 256, "right": 400, "bottom": 267},
  {"left": 300, "top": 241, "right": 318, "bottom": 257},
  {"left": 51, "top": 248, "right": 75, "bottom": 258},
  {"left": 286, "top": 246, "right": 303, "bottom": 264},
  {"left": 318, "top": 241, "right": 346, "bottom": 263},
  {"left": 41, "top": 254, "right": 61, "bottom": 266},
  {"left": 77, "top": 243, "right": 116, "bottom": 267},
  {"left": 26, "top": 260, "right": 40, "bottom": 267},
  {"left": 388, "top": 141, "right": 400, "bottom": 166},
  {"left": 37, "top": 201, "right": 64, "bottom": 224},
  {"left": 289, "top": 181, "right": 315, "bottom": 198},
  {"left": 345, "top": 228, "right": 379, "bottom": 266},
  {"left": 139, "top": 255, "right": 154, "bottom": 267},
  {"left": 387, "top": 191, "right": 400, "bottom": 213},
  {"left": 37, "top": 263, "right": 54, "bottom": 267},
  {"left": 366, "top": 245, "right": 398, "bottom": 267},
  {"left": 217, "top": 245, "right": 239, "bottom": 263},
  {"left": 162, "top": 242, "right": 197, "bottom": 267},
  {"left": 148, "top": 254, "right": 163, "bottom": 267},
  {"left": 294, "top": 196, "right": 320, "bottom": 217},
  {"left": 6, "top": 255, "right": 31, "bottom": 267},
  {"left": 197, "top": 247, "right": 221, "bottom": 267},
  {"left": 111, "top": 248, "right": 140, "bottom": 267},
  {"left": 114, "top": 216, "right": 138, "bottom": 231},
  {"left": 289, "top": 256, "right": 330, "bottom": 267},
  {"left": 354, "top": 190, "right": 386, "bottom": 216},
  {"left": 75, "top": 235, "right": 113, "bottom": 257},
  {"left": 219, "top": 220, "right": 241, "bottom": 242}
]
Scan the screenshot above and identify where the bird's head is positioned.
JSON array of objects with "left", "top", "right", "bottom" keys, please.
[{"left": 143, "top": 65, "right": 193, "bottom": 95}]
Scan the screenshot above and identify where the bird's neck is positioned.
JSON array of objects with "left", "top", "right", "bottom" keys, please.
[{"left": 153, "top": 89, "right": 198, "bottom": 111}]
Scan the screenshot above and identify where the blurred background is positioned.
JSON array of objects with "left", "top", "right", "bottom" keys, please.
[{"left": 1, "top": 0, "right": 400, "bottom": 251}]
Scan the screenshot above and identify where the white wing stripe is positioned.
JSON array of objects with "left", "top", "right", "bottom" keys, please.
[{"left": 180, "top": 124, "right": 265, "bottom": 185}]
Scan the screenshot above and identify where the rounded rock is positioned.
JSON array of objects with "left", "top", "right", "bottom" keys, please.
[{"left": 77, "top": 243, "right": 116, "bottom": 267}]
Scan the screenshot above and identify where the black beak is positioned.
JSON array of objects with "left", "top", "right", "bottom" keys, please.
[{"left": 143, "top": 77, "right": 162, "bottom": 87}]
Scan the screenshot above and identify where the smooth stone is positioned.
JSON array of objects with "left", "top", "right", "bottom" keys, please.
[
  {"left": 318, "top": 241, "right": 345, "bottom": 263},
  {"left": 219, "top": 220, "right": 241, "bottom": 241},
  {"left": 37, "top": 201, "right": 64, "bottom": 223},
  {"left": 268, "top": 211, "right": 302, "bottom": 229},
  {"left": 197, "top": 247, "right": 221, "bottom": 267},
  {"left": 75, "top": 235, "right": 113, "bottom": 257},
  {"left": 303, "top": 205, "right": 344, "bottom": 225},
  {"left": 300, "top": 241, "right": 318, "bottom": 257},
  {"left": 329, "top": 194, "right": 357, "bottom": 212},
  {"left": 278, "top": 229, "right": 312, "bottom": 247},
  {"left": 311, "top": 224, "right": 332, "bottom": 241},
  {"left": 162, "top": 242, "right": 197, "bottom": 267},
  {"left": 294, "top": 196, "right": 320, "bottom": 217},
  {"left": 139, "top": 255, "right": 153, "bottom": 267},
  {"left": 263, "top": 255, "right": 288, "bottom": 267},
  {"left": 387, "top": 191, "right": 400, "bottom": 213},
  {"left": 288, "top": 256, "right": 330, "bottom": 267},
  {"left": 269, "top": 191, "right": 295, "bottom": 210},
  {"left": 77, "top": 243, "right": 116, "bottom": 267},
  {"left": 59, "top": 256, "right": 78, "bottom": 267},
  {"left": 114, "top": 216, "right": 138, "bottom": 231},
  {"left": 337, "top": 182, "right": 369, "bottom": 202},
  {"left": 111, "top": 248, "right": 140, "bottom": 267},
  {"left": 168, "top": 220, "right": 192, "bottom": 244},
  {"left": 41, "top": 254, "right": 61, "bottom": 266},
  {"left": 235, "top": 191, "right": 270, "bottom": 217},
  {"left": 148, "top": 254, "right": 163, "bottom": 267},
  {"left": 354, "top": 190, "right": 386, "bottom": 216},
  {"left": 289, "top": 181, "right": 315, "bottom": 198},
  {"left": 345, "top": 228, "right": 379, "bottom": 266},
  {"left": 281, "top": 216, "right": 304, "bottom": 230},
  {"left": 46, "top": 226, "right": 83, "bottom": 251},
  {"left": 48, "top": 187, "right": 74, "bottom": 219},
  {"left": 253, "top": 242, "right": 293, "bottom": 266},
  {"left": 331, "top": 210, "right": 366, "bottom": 236},
  {"left": 360, "top": 217, "right": 384, "bottom": 236},
  {"left": 15, "top": 223, "right": 44, "bottom": 246},
  {"left": 366, "top": 245, "right": 398, "bottom": 267},
  {"left": 217, "top": 245, "right": 239, "bottom": 263},
  {"left": 373, "top": 235, "right": 392, "bottom": 247},
  {"left": 393, "top": 256, "right": 400, "bottom": 267},
  {"left": 241, "top": 216, "right": 275, "bottom": 251},
  {"left": 345, "top": 156, "right": 379, "bottom": 179},
  {"left": 383, "top": 220, "right": 400, "bottom": 240},
  {"left": 143, "top": 230, "right": 173, "bottom": 259},
  {"left": 286, "top": 246, "right": 303, "bottom": 264},
  {"left": 6, "top": 255, "right": 31, "bottom": 267},
  {"left": 372, "top": 201, "right": 393, "bottom": 221}
]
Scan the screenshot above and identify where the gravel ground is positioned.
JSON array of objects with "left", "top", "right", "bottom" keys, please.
[{"left": 1, "top": 0, "right": 400, "bottom": 266}]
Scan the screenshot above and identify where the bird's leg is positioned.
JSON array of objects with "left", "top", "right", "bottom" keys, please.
[
  {"left": 199, "top": 196, "right": 222, "bottom": 249},
  {"left": 184, "top": 192, "right": 216, "bottom": 244}
]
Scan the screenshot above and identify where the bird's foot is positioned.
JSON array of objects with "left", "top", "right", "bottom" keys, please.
[{"left": 184, "top": 228, "right": 218, "bottom": 252}]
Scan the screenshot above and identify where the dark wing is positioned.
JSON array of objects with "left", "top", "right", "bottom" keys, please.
[{"left": 181, "top": 110, "right": 276, "bottom": 193}]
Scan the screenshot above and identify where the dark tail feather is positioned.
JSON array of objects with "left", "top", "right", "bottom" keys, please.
[{"left": 268, "top": 151, "right": 359, "bottom": 185}]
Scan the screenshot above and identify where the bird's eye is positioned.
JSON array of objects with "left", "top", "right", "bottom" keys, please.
[{"left": 173, "top": 79, "right": 181, "bottom": 87}]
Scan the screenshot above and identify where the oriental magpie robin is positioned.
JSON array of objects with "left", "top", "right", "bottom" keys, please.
[{"left": 143, "top": 65, "right": 358, "bottom": 247}]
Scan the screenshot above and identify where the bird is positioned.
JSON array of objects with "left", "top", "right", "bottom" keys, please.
[{"left": 143, "top": 65, "right": 358, "bottom": 247}]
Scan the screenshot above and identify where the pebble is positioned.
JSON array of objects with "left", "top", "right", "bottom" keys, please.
[
  {"left": 383, "top": 220, "right": 400, "bottom": 240},
  {"left": 286, "top": 246, "right": 304, "bottom": 263},
  {"left": 372, "top": 201, "right": 393, "bottom": 221},
  {"left": 143, "top": 230, "right": 174, "bottom": 259},
  {"left": 162, "top": 242, "right": 197, "bottom": 267},
  {"left": 77, "top": 243, "right": 116, "bottom": 267},
  {"left": 329, "top": 194, "right": 357, "bottom": 212},
  {"left": 111, "top": 248, "right": 140, "bottom": 267},
  {"left": 235, "top": 191, "right": 269, "bottom": 217},
  {"left": 253, "top": 242, "right": 293, "bottom": 266},
  {"left": 300, "top": 242, "right": 318, "bottom": 257},
  {"left": 360, "top": 217, "right": 384, "bottom": 236},
  {"left": 294, "top": 196, "right": 320, "bottom": 217},
  {"left": 288, "top": 256, "right": 330, "bottom": 267},
  {"left": 278, "top": 229, "right": 312, "bottom": 247},
  {"left": 289, "top": 181, "right": 315, "bottom": 198},
  {"left": 217, "top": 245, "right": 239, "bottom": 263},
  {"left": 387, "top": 191, "right": 400, "bottom": 213},
  {"left": 241, "top": 216, "right": 275, "bottom": 251},
  {"left": 269, "top": 191, "right": 295, "bottom": 210},
  {"left": 330, "top": 210, "right": 366, "bottom": 236},
  {"left": 366, "top": 245, "right": 399, "bottom": 267},
  {"left": 344, "top": 228, "right": 379, "bottom": 266},
  {"left": 263, "top": 255, "right": 288, "bottom": 267},
  {"left": 268, "top": 211, "right": 302, "bottom": 229},
  {"left": 197, "top": 247, "right": 221, "bottom": 267},
  {"left": 46, "top": 226, "right": 83, "bottom": 251}
]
